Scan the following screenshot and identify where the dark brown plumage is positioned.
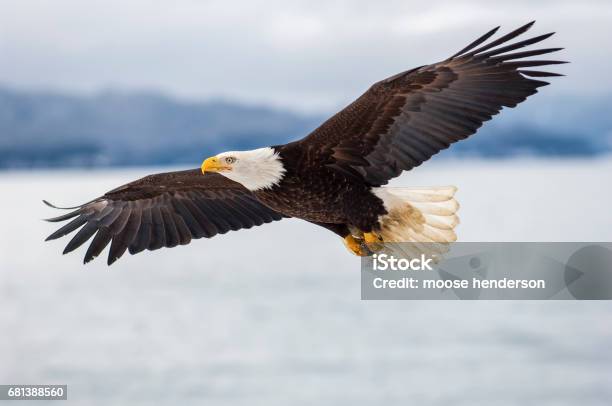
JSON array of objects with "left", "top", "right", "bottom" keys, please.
[
  {"left": 45, "top": 22, "right": 565, "bottom": 263},
  {"left": 298, "top": 21, "right": 565, "bottom": 185},
  {"left": 45, "top": 170, "right": 285, "bottom": 264}
]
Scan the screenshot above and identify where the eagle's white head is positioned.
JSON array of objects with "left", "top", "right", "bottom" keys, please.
[{"left": 201, "top": 147, "right": 286, "bottom": 191}]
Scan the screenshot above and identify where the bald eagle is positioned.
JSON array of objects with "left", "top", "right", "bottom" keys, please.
[{"left": 45, "top": 22, "right": 565, "bottom": 264}]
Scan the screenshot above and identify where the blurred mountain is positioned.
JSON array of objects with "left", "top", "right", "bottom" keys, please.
[
  {"left": 0, "top": 86, "right": 609, "bottom": 168},
  {"left": 0, "top": 87, "right": 322, "bottom": 168}
]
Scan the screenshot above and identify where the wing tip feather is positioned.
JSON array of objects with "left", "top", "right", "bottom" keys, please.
[
  {"left": 449, "top": 25, "right": 501, "bottom": 59},
  {"left": 519, "top": 70, "right": 565, "bottom": 77},
  {"left": 42, "top": 199, "right": 84, "bottom": 210}
]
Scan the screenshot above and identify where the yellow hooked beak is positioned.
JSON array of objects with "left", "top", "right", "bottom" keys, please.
[{"left": 201, "top": 156, "right": 231, "bottom": 174}]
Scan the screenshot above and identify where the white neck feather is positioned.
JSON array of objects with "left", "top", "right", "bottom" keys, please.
[{"left": 217, "top": 147, "right": 286, "bottom": 191}]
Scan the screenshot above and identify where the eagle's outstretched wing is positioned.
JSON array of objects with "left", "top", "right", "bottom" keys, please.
[
  {"left": 298, "top": 21, "right": 566, "bottom": 185},
  {"left": 44, "top": 170, "right": 285, "bottom": 264}
]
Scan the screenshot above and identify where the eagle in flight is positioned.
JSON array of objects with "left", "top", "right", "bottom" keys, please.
[{"left": 45, "top": 22, "right": 565, "bottom": 264}]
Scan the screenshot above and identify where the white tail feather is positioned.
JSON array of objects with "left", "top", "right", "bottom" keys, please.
[{"left": 372, "top": 186, "right": 460, "bottom": 243}]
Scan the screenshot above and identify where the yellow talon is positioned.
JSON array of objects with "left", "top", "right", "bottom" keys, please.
[
  {"left": 342, "top": 235, "right": 368, "bottom": 256},
  {"left": 363, "top": 231, "right": 384, "bottom": 252},
  {"left": 363, "top": 231, "right": 382, "bottom": 244}
]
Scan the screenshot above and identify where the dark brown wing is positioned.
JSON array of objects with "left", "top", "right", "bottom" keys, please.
[
  {"left": 298, "top": 21, "right": 566, "bottom": 185},
  {"left": 44, "top": 169, "right": 285, "bottom": 265}
]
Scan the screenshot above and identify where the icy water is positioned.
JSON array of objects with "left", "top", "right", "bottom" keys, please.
[{"left": 1, "top": 159, "right": 612, "bottom": 405}]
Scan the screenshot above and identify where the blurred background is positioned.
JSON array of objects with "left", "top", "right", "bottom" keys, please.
[{"left": 1, "top": 1, "right": 611, "bottom": 405}]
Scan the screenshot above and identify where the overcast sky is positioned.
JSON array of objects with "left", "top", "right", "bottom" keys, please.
[{"left": 1, "top": 0, "right": 611, "bottom": 113}]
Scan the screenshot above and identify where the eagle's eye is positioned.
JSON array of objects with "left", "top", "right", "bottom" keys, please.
[{"left": 224, "top": 157, "right": 236, "bottom": 164}]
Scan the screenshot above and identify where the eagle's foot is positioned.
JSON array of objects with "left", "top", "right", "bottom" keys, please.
[
  {"left": 363, "top": 231, "right": 384, "bottom": 252},
  {"left": 342, "top": 235, "right": 370, "bottom": 256}
]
